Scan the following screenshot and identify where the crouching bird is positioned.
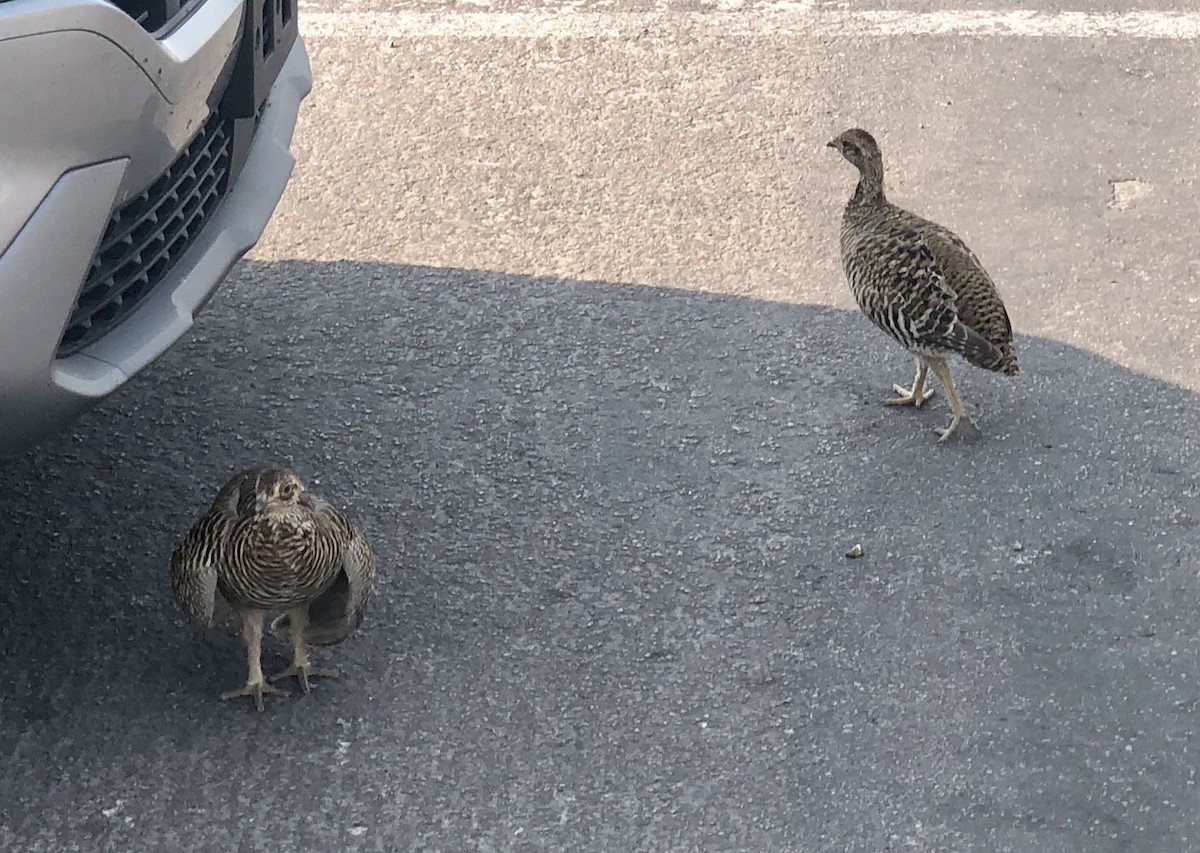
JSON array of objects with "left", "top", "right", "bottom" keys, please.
[
  {"left": 828, "top": 128, "right": 1018, "bottom": 441},
  {"left": 171, "top": 467, "right": 377, "bottom": 711}
]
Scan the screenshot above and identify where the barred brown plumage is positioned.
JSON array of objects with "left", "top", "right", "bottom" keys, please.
[
  {"left": 170, "top": 466, "right": 378, "bottom": 711},
  {"left": 828, "top": 128, "right": 1018, "bottom": 441}
]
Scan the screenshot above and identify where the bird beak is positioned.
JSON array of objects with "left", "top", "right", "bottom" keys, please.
[{"left": 826, "top": 140, "right": 838, "bottom": 149}]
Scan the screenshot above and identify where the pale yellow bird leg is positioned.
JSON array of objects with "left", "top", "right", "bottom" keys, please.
[
  {"left": 884, "top": 357, "right": 934, "bottom": 407},
  {"left": 926, "top": 357, "right": 977, "bottom": 441},
  {"left": 221, "top": 609, "right": 289, "bottom": 712},
  {"left": 270, "top": 607, "right": 339, "bottom": 693}
]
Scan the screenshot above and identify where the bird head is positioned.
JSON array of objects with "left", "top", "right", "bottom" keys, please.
[
  {"left": 827, "top": 128, "right": 881, "bottom": 172},
  {"left": 253, "top": 469, "right": 309, "bottom": 517}
]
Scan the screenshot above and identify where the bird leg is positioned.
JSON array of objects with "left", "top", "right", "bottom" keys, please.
[
  {"left": 926, "top": 357, "right": 977, "bottom": 441},
  {"left": 221, "top": 609, "right": 289, "bottom": 712},
  {"left": 270, "top": 607, "right": 339, "bottom": 693},
  {"left": 884, "top": 357, "right": 934, "bottom": 408}
]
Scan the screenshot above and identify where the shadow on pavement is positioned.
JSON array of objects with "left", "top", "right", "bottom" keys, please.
[{"left": 1, "top": 259, "right": 1198, "bottom": 852}]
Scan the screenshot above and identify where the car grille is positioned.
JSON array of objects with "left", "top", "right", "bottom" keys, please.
[
  {"left": 57, "top": 112, "right": 234, "bottom": 358},
  {"left": 108, "top": 0, "right": 200, "bottom": 33}
]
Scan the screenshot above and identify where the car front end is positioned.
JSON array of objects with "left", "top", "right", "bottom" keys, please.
[{"left": 0, "top": 0, "right": 311, "bottom": 455}]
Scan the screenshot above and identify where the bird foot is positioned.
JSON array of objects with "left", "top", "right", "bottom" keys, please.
[
  {"left": 934, "top": 411, "right": 979, "bottom": 442},
  {"left": 270, "top": 663, "right": 340, "bottom": 694},
  {"left": 884, "top": 384, "right": 934, "bottom": 408},
  {"left": 220, "top": 679, "right": 289, "bottom": 712}
]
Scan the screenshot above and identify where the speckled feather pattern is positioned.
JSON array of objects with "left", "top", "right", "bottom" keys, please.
[
  {"left": 170, "top": 467, "right": 377, "bottom": 646},
  {"left": 835, "top": 130, "right": 1018, "bottom": 376}
]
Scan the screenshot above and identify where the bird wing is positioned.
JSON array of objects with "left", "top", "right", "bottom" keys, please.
[
  {"left": 170, "top": 517, "right": 223, "bottom": 629},
  {"left": 170, "top": 468, "right": 264, "bottom": 628},
  {"left": 271, "top": 500, "right": 379, "bottom": 647},
  {"left": 893, "top": 214, "right": 1017, "bottom": 374},
  {"left": 858, "top": 229, "right": 1007, "bottom": 368}
]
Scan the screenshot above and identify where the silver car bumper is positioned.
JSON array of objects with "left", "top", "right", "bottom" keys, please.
[{"left": 0, "top": 0, "right": 312, "bottom": 455}]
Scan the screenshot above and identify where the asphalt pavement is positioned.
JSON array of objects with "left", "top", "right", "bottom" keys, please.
[{"left": 3, "top": 2, "right": 1200, "bottom": 851}]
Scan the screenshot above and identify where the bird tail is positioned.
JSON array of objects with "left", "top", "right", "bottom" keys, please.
[
  {"left": 952, "top": 322, "right": 1019, "bottom": 376},
  {"left": 270, "top": 612, "right": 360, "bottom": 646},
  {"left": 992, "top": 344, "right": 1020, "bottom": 376},
  {"left": 268, "top": 570, "right": 363, "bottom": 646}
]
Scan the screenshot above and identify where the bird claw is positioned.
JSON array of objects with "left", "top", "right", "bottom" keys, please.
[
  {"left": 934, "top": 411, "right": 979, "bottom": 442},
  {"left": 270, "top": 663, "right": 340, "bottom": 694},
  {"left": 884, "top": 384, "right": 935, "bottom": 407},
  {"left": 220, "top": 679, "right": 289, "bottom": 712}
]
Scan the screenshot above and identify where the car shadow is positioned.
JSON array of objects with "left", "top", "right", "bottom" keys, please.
[{"left": 1, "top": 259, "right": 1198, "bottom": 851}]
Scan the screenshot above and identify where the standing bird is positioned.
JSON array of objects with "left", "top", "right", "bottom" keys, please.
[
  {"left": 171, "top": 467, "right": 377, "bottom": 711},
  {"left": 828, "top": 128, "right": 1018, "bottom": 441}
]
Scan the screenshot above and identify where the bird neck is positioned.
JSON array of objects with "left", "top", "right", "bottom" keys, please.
[{"left": 852, "top": 158, "right": 886, "bottom": 206}]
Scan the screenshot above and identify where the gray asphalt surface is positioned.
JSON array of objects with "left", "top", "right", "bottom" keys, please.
[{"left": 4, "top": 2, "right": 1200, "bottom": 851}]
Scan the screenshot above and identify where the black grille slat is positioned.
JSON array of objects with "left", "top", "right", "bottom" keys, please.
[
  {"left": 57, "top": 114, "right": 233, "bottom": 357},
  {"left": 108, "top": 1, "right": 198, "bottom": 33},
  {"left": 88, "top": 133, "right": 223, "bottom": 284}
]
